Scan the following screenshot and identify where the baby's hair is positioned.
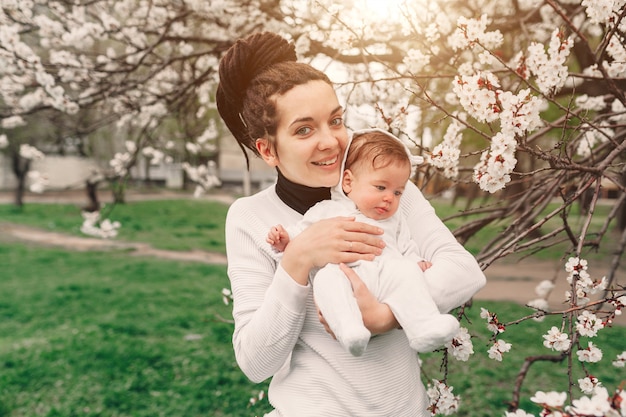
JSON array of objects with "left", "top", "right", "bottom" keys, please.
[
  {"left": 216, "top": 32, "right": 332, "bottom": 167},
  {"left": 345, "top": 131, "right": 410, "bottom": 173}
]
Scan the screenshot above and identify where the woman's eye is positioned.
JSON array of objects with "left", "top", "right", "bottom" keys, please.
[
  {"left": 330, "top": 117, "right": 343, "bottom": 126},
  {"left": 296, "top": 126, "right": 312, "bottom": 135}
]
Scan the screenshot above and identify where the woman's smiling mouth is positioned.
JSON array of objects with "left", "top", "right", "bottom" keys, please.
[{"left": 312, "top": 156, "right": 338, "bottom": 167}]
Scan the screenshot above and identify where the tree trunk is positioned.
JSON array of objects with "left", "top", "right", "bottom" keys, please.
[
  {"left": 11, "top": 152, "right": 29, "bottom": 208},
  {"left": 84, "top": 178, "right": 100, "bottom": 212},
  {"left": 111, "top": 179, "right": 126, "bottom": 204}
]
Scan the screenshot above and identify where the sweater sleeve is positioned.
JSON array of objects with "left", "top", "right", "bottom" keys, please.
[
  {"left": 399, "top": 182, "right": 486, "bottom": 313},
  {"left": 225, "top": 198, "right": 311, "bottom": 383}
]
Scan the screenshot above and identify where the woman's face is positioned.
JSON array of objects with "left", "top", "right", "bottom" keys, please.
[{"left": 256, "top": 80, "right": 348, "bottom": 188}]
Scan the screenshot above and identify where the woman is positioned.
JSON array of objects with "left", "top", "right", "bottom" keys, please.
[{"left": 216, "top": 31, "right": 486, "bottom": 416}]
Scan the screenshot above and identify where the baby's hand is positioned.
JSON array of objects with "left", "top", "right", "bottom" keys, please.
[
  {"left": 266, "top": 224, "right": 290, "bottom": 252},
  {"left": 417, "top": 260, "right": 433, "bottom": 272}
]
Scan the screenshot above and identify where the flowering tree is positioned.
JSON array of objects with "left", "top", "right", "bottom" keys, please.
[
  {"left": 1, "top": 0, "right": 625, "bottom": 414},
  {"left": 291, "top": 0, "right": 626, "bottom": 414},
  {"left": 0, "top": 0, "right": 243, "bottom": 208}
]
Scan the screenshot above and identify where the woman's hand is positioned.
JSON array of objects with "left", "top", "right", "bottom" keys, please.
[
  {"left": 328, "top": 263, "right": 399, "bottom": 335},
  {"left": 281, "top": 217, "right": 385, "bottom": 285}
]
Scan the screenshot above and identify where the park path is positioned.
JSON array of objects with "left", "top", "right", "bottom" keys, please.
[
  {"left": 0, "top": 188, "right": 232, "bottom": 264},
  {"left": 1, "top": 188, "right": 624, "bottom": 325}
]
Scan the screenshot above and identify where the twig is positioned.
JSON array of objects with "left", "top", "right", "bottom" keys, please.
[{"left": 509, "top": 353, "right": 567, "bottom": 410}]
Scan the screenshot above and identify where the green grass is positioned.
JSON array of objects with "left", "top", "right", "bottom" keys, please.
[
  {"left": 1, "top": 242, "right": 624, "bottom": 416},
  {"left": 1, "top": 196, "right": 624, "bottom": 416},
  {"left": 0, "top": 243, "right": 271, "bottom": 417}
]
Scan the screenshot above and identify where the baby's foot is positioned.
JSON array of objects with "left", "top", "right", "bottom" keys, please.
[
  {"left": 337, "top": 327, "right": 371, "bottom": 357},
  {"left": 409, "top": 315, "right": 460, "bottom": 353}
]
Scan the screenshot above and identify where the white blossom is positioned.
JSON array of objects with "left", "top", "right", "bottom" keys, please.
[
  {"left": 530, "top": 391, "right": 567, "bottom": 408},
  {"left": 80, "top": 210, "right": 121, "bottom": 239},
  {"left": 426, "top": 380, "right": 460, "bottom": 415},
  {"left": 403, "top": 48, "right": 431, "bottom": 74},
  {"left": 221, "top": 288, "right": 232, "bottom": 306},
  {"left": 612, "top": 351, "right": 626, "bottom": 368},
  {"left": 428, "top": 118, "right": 465, "bottom": 179},
  {"left": 504, "top": 410, "right": 535, "bottom": 417},
  {"left": 472, "top": 133, "right": 517, "bottom": 193},
  {"left": 448, "top": 15, "right": 503, "bottom": 51},
  {"left": 567, "top": 386, "right": 612, "bottom": 415},
  {"left": 609, "top": 98, "right": 626, "bottom": 124},
  {"left": 576, "top": 125, "right": 612, "bottom": 158},
  {"left": 19, "top": 144, "right": 45, "bottom": 160},
  {"left": 527, "top": 299, "right": 549, "bottom": 322},
  {"left": 452, "top": 71, "right": 501, "bottom": 123},
  {"left": 248, "top": 390, "right": 265, "bottom": 406},
  {"left": 582, "top": 0, "right": 626, "bottom": 24},
  {"left": 186, "top": 142, "right": 201, "bottom": 154},
  {"left": 488, "top": 339, "right": 512, "bottom": 361},
  {"left": 525, "top": 28, "right": 573, "bottom": 95},
  {"left": 480, "top": 307, "right": 505, "bottom": 333},
  {"left": 575, "top": 94, "right": 607, "bottom": 111},
  {"left": 543, "top": 326, "right": 571, "bottom": 352},
  {"left": 535, "top": 280, "right": 554, "bottom": 298},
  {"left": 142, "top": 146, "right": 165, "bottom": 165},
  {"left": 182, "top": 161, "right": 221, "bottom": 196},
  {"left": 445, "top": 327, "right": 474, "bottom": 361},
  {"left": 578, "top": 376, "right": 601, "bottom": 395},
  {"left": 576, "top": 310, "right": 604, "bottom": 338},
  {"left": 109, "top": 152, "right": 131, "bottom": 176},
  {"left": 576, "top": 342, "right": 603, "bottom": 363},
  {"left": 2, "top": 115, "right": 26, "bottom": 129},
  {"left": 27, "top": 170, "right": 48, "bottom": 193}
]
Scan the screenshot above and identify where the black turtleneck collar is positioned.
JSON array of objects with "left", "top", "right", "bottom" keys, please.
[{"left": 275, "top": 169, "right": 331, "bottom": 215}]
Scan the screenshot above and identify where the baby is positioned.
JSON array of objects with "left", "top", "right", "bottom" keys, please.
[{"left": 267, "top": 129, "right": 459, "bottom": 356}]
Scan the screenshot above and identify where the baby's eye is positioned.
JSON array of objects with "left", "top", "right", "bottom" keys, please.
[
  {"left": 375, "top": 185, "right": 386, "bottom": 191},
  {"left": 394, "top": 191, "right": 403, "bottom": 196}
]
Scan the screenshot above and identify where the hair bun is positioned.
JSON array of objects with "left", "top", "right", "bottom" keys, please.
[
  {"left": 217, "top": 32, "right": 297, "bottom": 150},
  {"left": 218, "top": 32, "right": 296, "bottom": 110}
]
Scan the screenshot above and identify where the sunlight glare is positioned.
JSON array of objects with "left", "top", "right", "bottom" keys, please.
[{"left": 361, "top": 0, "right": 406, "bottom": 20}]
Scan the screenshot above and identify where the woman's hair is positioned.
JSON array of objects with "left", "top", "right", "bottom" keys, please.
[
  {"left": 345, "top": 131, "right": 410, "bottom": 173},
  {"left": 216, "top": 32, "right": 332, "bottom": 166}
]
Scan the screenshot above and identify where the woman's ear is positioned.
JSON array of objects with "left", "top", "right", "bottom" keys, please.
[
  {"left": 255, "top": 138, "right": 278, "bottom": 167},
  {"left": 342, "top": 169, "right": 353, "bottom": 194}
]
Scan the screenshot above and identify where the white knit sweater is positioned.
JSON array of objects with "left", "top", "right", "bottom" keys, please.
[{"left": 225, "top": 181, "right": 486, "bottom": 417}]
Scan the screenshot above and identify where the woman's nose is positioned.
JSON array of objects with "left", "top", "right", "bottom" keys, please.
[{"left": 318, "top": 128, "right": 338, "bottom": 149}]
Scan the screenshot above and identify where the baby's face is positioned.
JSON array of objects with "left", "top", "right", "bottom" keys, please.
[{"left": 342, "top": 161, "right": 410, "bottom": 221}]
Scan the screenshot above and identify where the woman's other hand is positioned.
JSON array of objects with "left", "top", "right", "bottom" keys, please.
[{"left": 339, "top": 263, "right": 399, "bottom": 335}]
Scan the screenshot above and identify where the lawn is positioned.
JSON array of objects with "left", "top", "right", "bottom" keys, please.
[
  {"left": 0, "top": 243, "right": 269, "bottom": 417},
  {"left": 1, "top": 197, "right": 624, "bottom": 416}
]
